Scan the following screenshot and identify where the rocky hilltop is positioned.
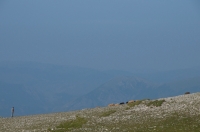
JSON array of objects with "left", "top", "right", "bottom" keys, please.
[{"left": 0, "top": 92, "right": 200, "bottom": 132}]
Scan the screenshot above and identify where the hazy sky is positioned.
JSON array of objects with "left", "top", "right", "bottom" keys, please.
[{"left": 0, "top": 0, "right": 200, "bottom": 72}]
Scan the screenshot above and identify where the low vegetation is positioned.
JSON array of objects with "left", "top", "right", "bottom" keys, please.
[
  {"left": 126, "top": 99, "right": 166, "bottom": 108},
  {"left": 105, "top": 113, "right": 200, "bottom": 132},
  {"left": 49, "top": 116, "right": 87, "bottom": 132},
  {"left": 99, "top": 110, "right": 116, "bottom": 117},
  {"left": 146, "top": 99, "right": 166, "bottom": 107},
  {"left": 127, "top": 100, "right": 143, "bottom": 107}
]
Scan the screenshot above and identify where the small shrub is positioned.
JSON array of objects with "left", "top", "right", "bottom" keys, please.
[
  {"left": 50, "top": 116, "right": 87, "bottom": 132},
  {"left": 127, "top": 100, "right": 143, "bottom": 107},
  {"left": 125, "top": 107, "right": 130, "bottom": 110},
  {"left": 147, "top": 99, "right": 165, "bottom": 107},
  {"left": 100, "top": 110, "right": 116, "bottom": 117}
]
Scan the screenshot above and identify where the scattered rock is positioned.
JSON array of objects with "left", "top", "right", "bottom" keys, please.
[{"left": 0, "top": 92, "right": 200, "bottom": 132}]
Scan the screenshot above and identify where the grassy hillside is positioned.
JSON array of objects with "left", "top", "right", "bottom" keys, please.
[{"left": 0, "top": 93, "right": 200, "bottom": 132}]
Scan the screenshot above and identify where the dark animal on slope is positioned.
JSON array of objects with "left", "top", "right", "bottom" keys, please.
[{"left": 185, "top": 92, "right": 190, "bottom": 94}]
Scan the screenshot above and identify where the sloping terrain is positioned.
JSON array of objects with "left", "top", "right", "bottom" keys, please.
[{"left": 0, "top": 92, "right": 200, "bottom": 132}]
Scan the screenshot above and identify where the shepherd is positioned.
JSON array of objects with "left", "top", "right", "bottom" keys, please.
[{"left": 11, "top": 107, "right": 14, "bottom": 117}]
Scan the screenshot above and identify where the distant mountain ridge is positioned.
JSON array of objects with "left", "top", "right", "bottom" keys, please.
[
  {"left": 67, "top": 76, "right": 200, "bottom": 111},
  {"left": 0, "top": 81, "right": 46, "bottom": 116},
  {"left": 65, "top": 76, "right": 156, "bottom": 110},
  {"left": 0, "top": 61, "right": 200, "bottom": 117},
  {"left": 0, "top": 61, "right": 134, "bottom": 116},
  {"left": 137, "top": 67, "right": 200, "bottom": 83}
]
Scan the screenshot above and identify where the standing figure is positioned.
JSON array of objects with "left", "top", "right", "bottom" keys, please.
[{"left": 11, "top": 107, "right": 14, "bottom": 117}]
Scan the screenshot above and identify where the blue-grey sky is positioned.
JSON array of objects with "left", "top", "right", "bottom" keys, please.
[{"left": 0, "top": 0, "right": 200, "bottom": 72}]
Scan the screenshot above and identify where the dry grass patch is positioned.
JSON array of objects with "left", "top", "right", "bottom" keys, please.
[
  {"left": 49, "top": 116, "right": 87, "bottom": 132},
  {"left": 127, "top": 100, "right": 143, "bottom": 107},
  {"left": 146, "top": 99, "right": 165, "bottom": 107},
  {"left": 99, "top": 110, "right": 116, "bottom": 117}
]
